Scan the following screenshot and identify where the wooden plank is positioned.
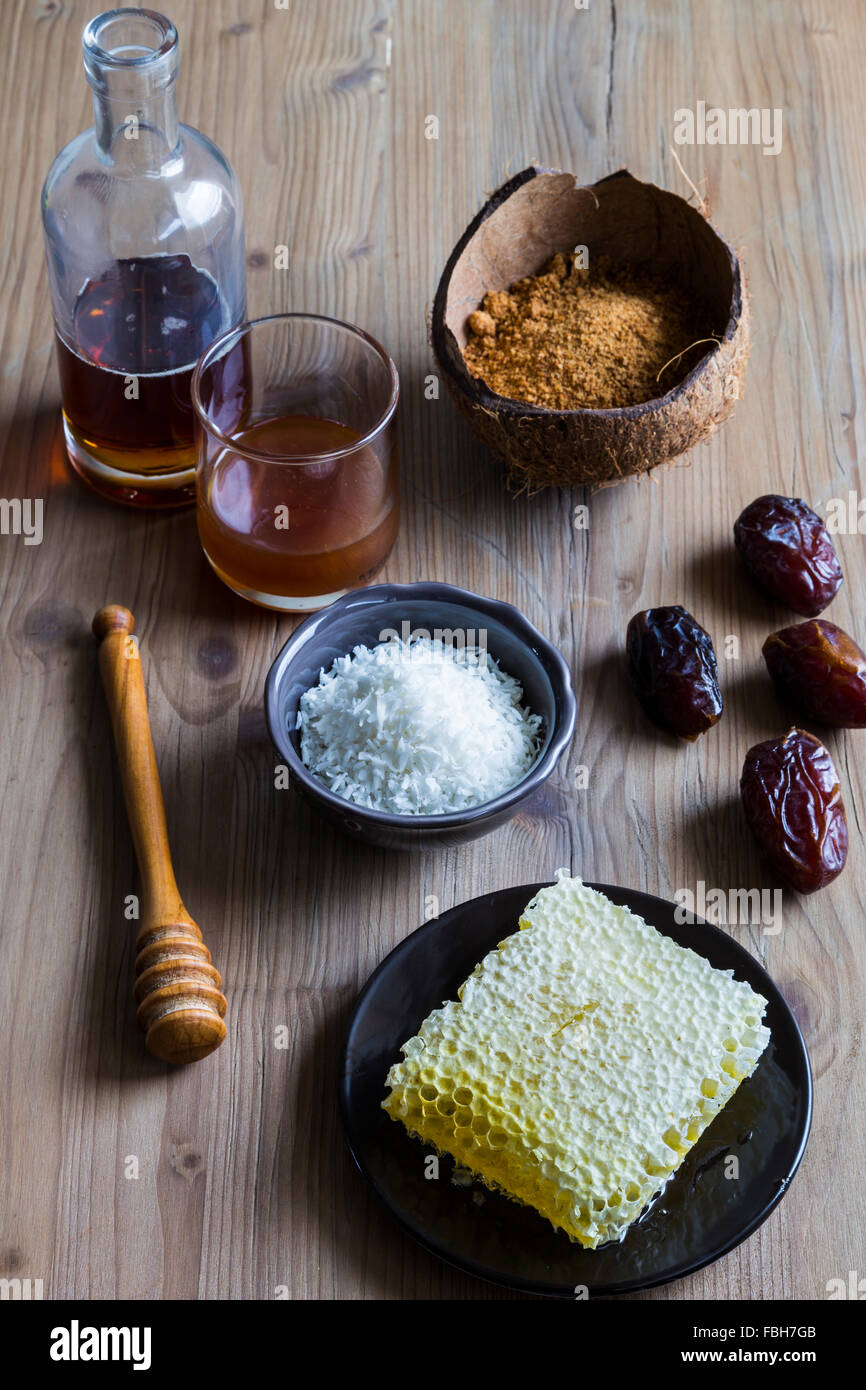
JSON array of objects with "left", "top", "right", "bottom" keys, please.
[{"left": 0, "top": 0, "right": 863, "bottom": 1300}]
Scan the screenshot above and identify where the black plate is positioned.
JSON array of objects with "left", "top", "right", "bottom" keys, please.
[{"left": 340, "top": 882, "right": 813, "bottom": 1297}]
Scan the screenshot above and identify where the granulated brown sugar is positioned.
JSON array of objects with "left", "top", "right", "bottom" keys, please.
[{"left": 463, "top": 253, "right": 711, "bottom": 410}]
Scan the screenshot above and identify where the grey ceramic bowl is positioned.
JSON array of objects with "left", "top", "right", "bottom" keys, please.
[{"left": 264, "top": 582, "right": 576, "bottom": 850}]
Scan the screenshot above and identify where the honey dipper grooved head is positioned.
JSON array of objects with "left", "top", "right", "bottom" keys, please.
[
  {"left": 141, "top": 978, "right": 228, "bottom": 1063},
  {"left": 135, "top": 952, "right": 227, "bottom": 1064},
  {"left": 145, "top": 1008, "right": 227, "bottom": 1064}
]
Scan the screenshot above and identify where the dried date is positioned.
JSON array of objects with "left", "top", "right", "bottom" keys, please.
[
  {"left": 763, "top": 620, "right": 866, "bottom": 727},
  {"left": 740, "top": 727, "right": 848, "bottom": 893},
  {"left": 734, "top": 495, "right": 842, "bottom": 616},
  {"left": 626, "top": 606, "right": 722, "bottom": 740}
]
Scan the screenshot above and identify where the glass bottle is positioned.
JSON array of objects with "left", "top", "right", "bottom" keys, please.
[{"left": 41, "top": 9, "right": 246, "bottom": 507}]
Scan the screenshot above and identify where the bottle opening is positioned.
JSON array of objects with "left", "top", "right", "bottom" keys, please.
[{"left": 83, "top": 8, "right": 177, "bottom": 69}]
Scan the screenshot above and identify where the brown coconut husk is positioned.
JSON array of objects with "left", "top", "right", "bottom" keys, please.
[{"left": 431, "top": 167, "right": 750, "bottom": 492}]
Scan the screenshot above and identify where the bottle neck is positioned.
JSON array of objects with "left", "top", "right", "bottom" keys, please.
[
  {"left": 92, "top": 84, "right": 180, "bottom": 164},
  {"left": 83, "top": 9, "right": 180, "bottom": 167}
]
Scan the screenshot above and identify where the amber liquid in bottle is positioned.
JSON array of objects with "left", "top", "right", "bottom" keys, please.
[
  {"left": 196, "top": 415, "right": 399, "bottom": 608},
  {"left": 56, "top": 254, "right": 225, "bottom": 506}
]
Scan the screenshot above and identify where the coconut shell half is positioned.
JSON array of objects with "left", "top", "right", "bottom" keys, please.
[{"left": 431, "top": 167, "right": 750, "bottom": 491}]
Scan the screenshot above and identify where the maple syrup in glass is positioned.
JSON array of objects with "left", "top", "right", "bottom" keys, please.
[
  {"left": 193, "top": 316, "right": 400, "bottom": 611},
  {"left": 55, "top": 254, "right": 226, "bottom": 504}
]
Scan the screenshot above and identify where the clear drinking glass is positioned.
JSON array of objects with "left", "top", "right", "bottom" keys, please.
[
  {"left": 41, "top": 9, "right": 246, "bottom": 507},
  {"left": 192, "top": 314, "right": 400, "bottom": 611}
]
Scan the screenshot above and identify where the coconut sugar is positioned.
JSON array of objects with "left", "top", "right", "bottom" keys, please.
[{"left": 463, "top": 253, "right": 710, "bottom": 411}]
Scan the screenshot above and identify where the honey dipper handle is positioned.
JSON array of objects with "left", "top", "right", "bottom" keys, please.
[
  {"left": 92, "top": 606, "right": 190, "bottom": 930},
  {"left": 93, "top": 606, "right": 227, "bottom": 1064}
]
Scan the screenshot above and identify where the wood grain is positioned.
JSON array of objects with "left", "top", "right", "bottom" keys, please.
[{"left": 1, "top": 0, "right": 864, "bottom": 1299}]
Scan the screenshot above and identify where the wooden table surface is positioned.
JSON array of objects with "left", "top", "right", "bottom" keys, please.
[{"left": 2, "top": 0, "right": 863, "bottom": 1301}]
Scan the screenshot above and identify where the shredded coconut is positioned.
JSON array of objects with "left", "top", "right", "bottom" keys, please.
[{"left": 295, "top": 637, "right": 543, "bottom": 814}]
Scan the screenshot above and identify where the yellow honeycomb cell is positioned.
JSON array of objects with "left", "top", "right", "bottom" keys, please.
[{"left": 382, "top": 875, "right": 770, "bottom": 1248}]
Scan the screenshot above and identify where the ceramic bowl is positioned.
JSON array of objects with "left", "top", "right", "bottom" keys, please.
[{"left": 264, "top": 581, "right": 576, "bottom": 850}]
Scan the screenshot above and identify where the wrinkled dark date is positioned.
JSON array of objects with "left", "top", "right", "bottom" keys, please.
[
  {"left": 626, "top": 606, "right": 722, "bottom": 740},
  {"left": 763, "top": 620, "right": 866, "bottom": 727},
  {"left": 734, "top": 495, "right": 843, "bottom": 616},
  {"left": 740, "top": 727, "right": 848, "bottom": 893}
]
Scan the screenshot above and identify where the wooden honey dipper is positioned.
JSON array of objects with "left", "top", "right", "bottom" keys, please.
[{"left": 93, "top": 605, "right": 227, "bottom": 1064}]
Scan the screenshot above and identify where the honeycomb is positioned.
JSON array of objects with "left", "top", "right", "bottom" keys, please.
[{"left": 382, "top": 875, "right": 771, "bottom": 1248}]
